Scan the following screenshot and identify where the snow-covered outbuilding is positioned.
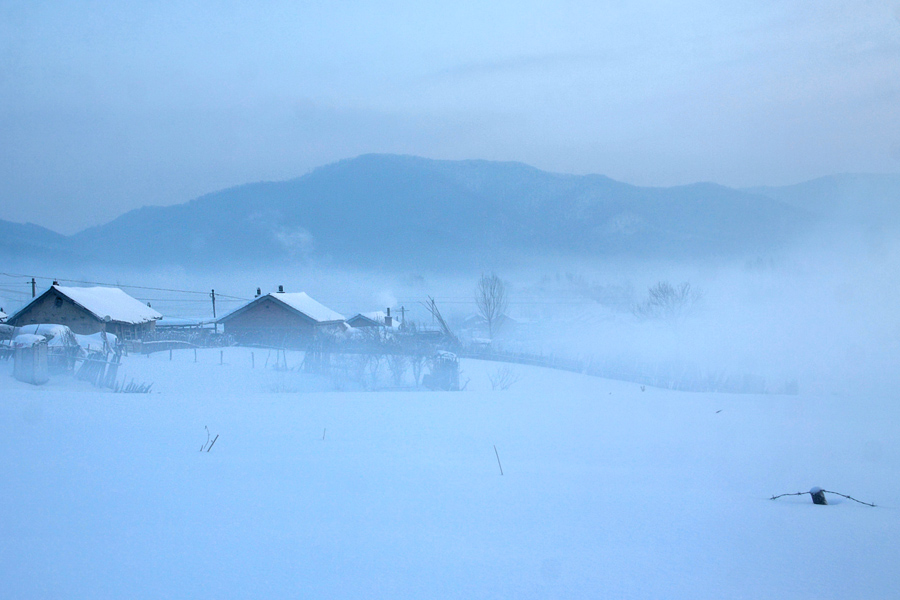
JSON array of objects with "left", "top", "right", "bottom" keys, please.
[
  {"left": 12, "top": 323, "right": 83, "bottom": 372},
  {"left": 6, "top": 285, "right": 162, "bottom": 340},
  {"left": 217, "top": 288, "right": 345, "bottom": 347}
]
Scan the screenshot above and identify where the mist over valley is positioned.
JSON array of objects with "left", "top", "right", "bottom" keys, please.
[{"left": 3, "top": 155, "right": 898, "bottom": 396}]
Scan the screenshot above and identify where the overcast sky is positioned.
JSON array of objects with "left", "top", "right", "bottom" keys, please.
[{"left": 2, "top": 0, "right": 899, "bottom": 234}]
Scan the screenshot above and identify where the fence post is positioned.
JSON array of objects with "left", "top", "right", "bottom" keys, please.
[{"left": 220, "top": 350, "right": 223, "bottom": 365}]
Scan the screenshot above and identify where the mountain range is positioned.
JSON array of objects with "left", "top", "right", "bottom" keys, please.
[{"left": 2, "top": 154, "right": 896, "bottom": 271}]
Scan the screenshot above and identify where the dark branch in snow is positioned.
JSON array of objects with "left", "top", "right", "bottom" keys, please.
[
  {"left": 821, "top": 489, "right": 876, "bottom": 507},
  {"left": 770, "top": 489, "right": 875, "bottom": 507},
  {"left": 769, "top": 491, "right": 806, "bottom": 500}
]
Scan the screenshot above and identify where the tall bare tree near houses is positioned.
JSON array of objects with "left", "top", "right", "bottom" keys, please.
[{"left": 475, "top": 273, "right": 508, "bottom": 340}]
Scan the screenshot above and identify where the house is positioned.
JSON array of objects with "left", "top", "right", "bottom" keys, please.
[
  {"left": 461, "top": 312, "right": 518, "bottom": 337},
  {"left": 217, "top": 288, "right": 345, "bottom": 347},
  {"left": 347, "top": 308, "right": 400, "bottom": 329},
  {"left": 6, "top": 285, "right": 161, "bottom": 340}
]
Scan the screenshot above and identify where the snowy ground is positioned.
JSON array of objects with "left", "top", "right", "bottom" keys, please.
[{"left": 1, "top": 348, "right": 898, "bottom": 599}]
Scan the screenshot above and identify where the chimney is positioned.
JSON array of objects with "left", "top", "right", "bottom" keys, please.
[
  {"left": 385, "top": 307, "right": 392, "bottom": 327},
  {"left": 256, "top": 287, "right": 261, "bottom": 298},
  {"left": 278, "top": 285, "right": 284, "bottom": 293}
]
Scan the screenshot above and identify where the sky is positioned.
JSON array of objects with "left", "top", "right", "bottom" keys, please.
[{"left": 1, "top": 0, "right": 899, "bottom": 234}]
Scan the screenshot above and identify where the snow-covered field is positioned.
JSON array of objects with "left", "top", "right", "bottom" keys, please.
[{"left": 1, "top": 348, "right": 898, "bottom": 599}]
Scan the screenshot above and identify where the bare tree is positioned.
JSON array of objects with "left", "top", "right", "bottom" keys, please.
[
  {"left": 386, "top": 352, "right": 408, "bottom": 386},
  {"left": 410, "top": 353, "right": 427, "bottom": 388},
  {"left": 474, "top": 273, "right": 509, "bottom": 339}
]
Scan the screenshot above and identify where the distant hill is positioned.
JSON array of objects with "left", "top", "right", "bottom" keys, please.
[
  {"left": 8, "top": 154, "right": 879, "bottom": 271},
  {"left": 0, "top": 220, "right": 75, "bottom": 265},
  {"left": 64, "top": 154, "right": 813, "bottom": 269},
  {"left": 747, "top": 173, "right": 900, "bottom": 231}
]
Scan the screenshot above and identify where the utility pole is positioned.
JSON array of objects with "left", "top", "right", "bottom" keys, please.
[
  {"left": 31, "top": 277, "right": 36, "bottom": 298},
  {"left": 210, "top": 289, "right": 217, "bottom": 333},
  {"left": 399, "top": 306, "right": 407, "bottom": 330}
]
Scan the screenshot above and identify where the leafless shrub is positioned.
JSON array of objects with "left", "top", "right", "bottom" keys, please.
[
  {"left": 488, "top": 365, "right": 520, "bottom": 391},
  {"left": 269, "top": 380, "right": 300, "bottom": 393},
  {"left": 114, "top": 378, "right": 153, "bottom": 393},
  {"left": 632, "top": 281, "right": 702, "bottom": 321}
]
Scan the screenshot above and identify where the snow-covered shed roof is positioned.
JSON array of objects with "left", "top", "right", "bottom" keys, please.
[
  {"left": 219, "top": 292, "right": 345, "bottom": 325},
  {"left": 14, "top": 323, "right": 79, "bottom": 347},
  {"left": 13, "top": 333, "right": 47, "bottom": 348},
  {"left": 10, "top": 285, "right": 162, "bottom": 325}
]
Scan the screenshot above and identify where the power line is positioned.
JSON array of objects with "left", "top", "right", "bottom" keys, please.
[
  {"left": 132, "top": 298, "right": 245, "bottom": 303},
  {"left": 0, "top": 272, "right": 608, "bottom": 307},
  {"left": 0, "top": 272, "right": 249, "bottom": 301},
  {"left": 0, "top": 287, "right": 32, "bottom": 296}
]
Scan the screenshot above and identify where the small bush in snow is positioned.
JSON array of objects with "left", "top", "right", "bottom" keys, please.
[{"left": 632, "top": 281, "right": 702, "bottom": 321}]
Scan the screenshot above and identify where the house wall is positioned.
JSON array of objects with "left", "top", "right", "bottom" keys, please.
[
  {"left": 107, "top": 319, "right": 156, "bottom": 340},
  {"left": 9, "top": 289, "right": 157, "bottom": 339},
  {"left": 10, "top": 290, "right": 103, "bottom": 335},
  {"left": 223, "top": 297, "right": 317, "bottom": 346}
]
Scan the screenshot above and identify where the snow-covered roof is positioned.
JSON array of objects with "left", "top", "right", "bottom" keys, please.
[
  {"left": 54, "top": 285, "right": 161, "bottom": 324},
  {"left": 220, "top": 292, "right": 344, "bottom": 324},
  {"left": 13, "top": 334, "right": 47, "bottom": 348},
  {"left": 155, "top": 317, "right": 213, "bottom": 328},
  {"left": 273, "top": 292, "right": 344, "bottom": 323},
  {"left": 74, "top": 332, "right": 119, "bottom": 353},
  {"left": 348, "top": 311, "right": 401, "bottom": 328},
  {"left": 15, "top": 285, "right": 162, "bottom": 325},
  {"left": 0, "top": 309, "right": 7, "bottom": 322},
  {"left": 347, "top": 313, "right": 379, "bottom": 327},
  {"left": 14, "top": 323, "right": 79, "bottom": 347}
]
